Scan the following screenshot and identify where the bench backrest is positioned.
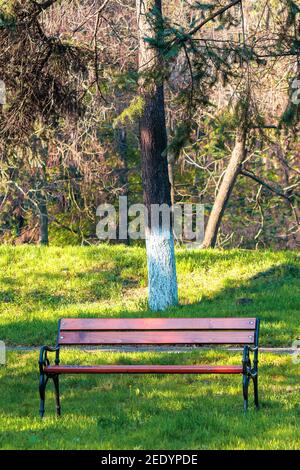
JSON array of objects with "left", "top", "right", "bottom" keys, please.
[{"left": 57, "top": 318, "right": 259, "bottom": 347}]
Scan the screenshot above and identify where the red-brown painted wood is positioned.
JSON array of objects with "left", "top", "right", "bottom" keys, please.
[
  {"left": 58, "top": 330, "right": 255, "bottom": 345},
  {"left": 60, "top": 317, "right": 257, "bottom": 331},
  {"left": 45, "top": 364, "right": 243, "bottom": 374}
]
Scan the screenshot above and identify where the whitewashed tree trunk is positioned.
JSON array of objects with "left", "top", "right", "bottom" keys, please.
[{"left": 146, "top": 227, "right": 178, "bottom": 311}]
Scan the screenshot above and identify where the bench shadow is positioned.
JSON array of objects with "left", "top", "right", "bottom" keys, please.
[{"left": 1, "top": 352, "right": 298, "bottom": 449}]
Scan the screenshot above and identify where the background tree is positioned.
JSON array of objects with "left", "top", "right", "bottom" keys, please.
[
  {"left": 0, "top": 0, "right": 299, "bottom": 255},
  {"left": 136, "top": 0, "right": 178, "bottom": 310}
]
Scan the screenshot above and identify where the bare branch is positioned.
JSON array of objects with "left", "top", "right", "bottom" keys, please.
[
  {"left": 241, "top": 169, "right": 296, "bottom": 202},
  {"left": 32, "top": 0, "right": 58, "bottom": 11}
]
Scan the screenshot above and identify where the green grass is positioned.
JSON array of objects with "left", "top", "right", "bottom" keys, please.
[
  {"left": 0, "top": 246, "right": 299, "bottom": 449},
  {"left": 0, "top": 245, "right": 299, "bottom": 346},
  {"left": 0, "top": 350, "right": 299, "bottom": 450}
]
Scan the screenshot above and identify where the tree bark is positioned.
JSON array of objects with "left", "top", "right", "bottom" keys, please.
[
  {"left": 117, "top": 126, "right": 130, "bottom": 245},
  {"left": 136, "top": 0, "right": 178, "bottom": 311},
  {"left": 168, "top": 153, "right": 175, "bottom": 206},
  {"left": 202, "top": 118, "right": 248, "bottom": 248},
  {"left": 37, "top": 190, "right": 49, "bottom": 246}
]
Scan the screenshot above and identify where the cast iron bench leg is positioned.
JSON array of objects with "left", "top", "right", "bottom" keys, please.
[
  {"left": 39, "top": 374, "right": 48, "bottom": 418},
  {"left": 242, "top": 374, "right": 250, "bottom": 412},
  {"left": 52, "top": 374, "right": 61, "bottom": 417},
  {"left": 253, "top": 375, "right": 259, "bottom": 409}
]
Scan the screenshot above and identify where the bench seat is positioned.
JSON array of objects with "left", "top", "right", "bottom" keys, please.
[{"left": 45, "top": 364, "right": 244, "bottom": 374}]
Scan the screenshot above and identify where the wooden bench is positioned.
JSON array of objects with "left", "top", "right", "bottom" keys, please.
[{"left": 38, "top": 317, "right": 260, "bottom": 417}]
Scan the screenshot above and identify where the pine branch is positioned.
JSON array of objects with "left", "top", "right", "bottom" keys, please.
[{"left": 186, "top": 0, "right": 242, "bottom": 39}]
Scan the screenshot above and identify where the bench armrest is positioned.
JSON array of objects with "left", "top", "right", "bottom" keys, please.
[{"left": 39, "top": 346, "right": 60, "bottom": 373}]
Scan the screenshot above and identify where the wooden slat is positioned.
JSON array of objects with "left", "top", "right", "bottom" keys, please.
[
  {"left": 60, "top": 317, "right": 257, "bottom": 331},
  {"left": 45, "top": 364, "right": 243, "bottom": 375},
  {"left": 58, "top": 330, "right": 255, "bottom": 345}
]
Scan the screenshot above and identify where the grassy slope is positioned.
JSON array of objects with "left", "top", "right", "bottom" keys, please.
[
  {"left": 0, "top": 246, "right": 299, "bottom": 450},
  {"left": 0, "top": 245, "right": 299, "bottom": 346},
  {"left": 0, "top": 350, "right": 299, "bottom": 450}
]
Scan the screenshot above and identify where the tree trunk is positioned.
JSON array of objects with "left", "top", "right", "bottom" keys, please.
[
  {"left": 117, "top": 127, "right": 128, "bottom": 189},
  {"left": 117, "top": 126, "right": 130, "bottom": 245},
  {"left": 202, "top": 120, "right": 248, "bottom": 248},
  {"left": 37, "top": 191, "right": 49, "bottom": 246},
  {"left": 15, "top": 207, "right": 25, "bottom": 237},
  {"left": 168, "top": 153, "right": 175, "bottom": 206},
  {"left": 136, "top": 0, "right": 178, "bottom": 311}
]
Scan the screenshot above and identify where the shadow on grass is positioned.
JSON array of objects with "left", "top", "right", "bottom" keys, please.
[
  {"left": 1, "top": 349, "right": 299, "bottom": 449},
  {"left": 0, "top": 256, "right": 299, "bottom": 346},
  {"left": 0, "top": 267, "right": 140, "bottom": 308}
]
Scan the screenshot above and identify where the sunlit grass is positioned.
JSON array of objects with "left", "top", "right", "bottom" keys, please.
[
  {"left": 0, "top": 245, "right": 299, "bottom": 449},
  {"left": 0, "top": 245, "right": 299, "bottom": 346},
  {"left": 0, "top": 351, "right": 299, "bottom": 450}
]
